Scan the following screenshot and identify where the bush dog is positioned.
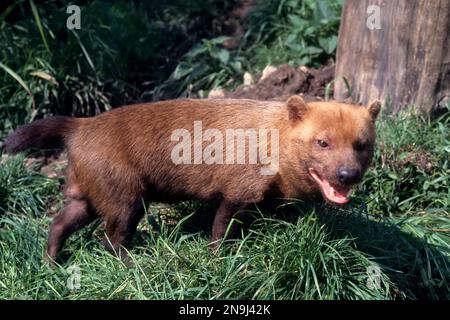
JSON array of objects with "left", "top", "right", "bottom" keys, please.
[{"left": 4, "top": 96, "right": 380, "bottom": 260}]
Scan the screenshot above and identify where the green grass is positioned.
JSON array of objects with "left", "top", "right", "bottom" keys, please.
[
  {"left": 0, "top": 110, "right": 449, "bottom": 300},
  {"left": 364, "top": 109, "right": 450, "bottom": 215}
]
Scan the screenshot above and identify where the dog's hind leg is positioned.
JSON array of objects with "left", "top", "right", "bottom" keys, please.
[{"left": 46, "top": 198, "right": 96, "bottom": 261}]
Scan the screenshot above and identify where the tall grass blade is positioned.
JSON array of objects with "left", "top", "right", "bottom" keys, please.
[
  {"left": 71, "top": 31, "right": 97, "bottom": 75},
  {"left": 0, "top": 0, "right": 24, "bottom": 25},
  {"left": 0, "top": 62, "right": 36, "bottom": 112},
  {"left": 30, "top": 0, "right": 51, "bottom": 54}
]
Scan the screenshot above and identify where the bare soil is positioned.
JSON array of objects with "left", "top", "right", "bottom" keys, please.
[{"left": 223, "top": 64, "right": 335, "bottom": 102}]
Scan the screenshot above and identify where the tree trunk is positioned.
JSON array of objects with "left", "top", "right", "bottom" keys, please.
[{"left": 334, "top": 0, "right": 450, "bottom": 114}]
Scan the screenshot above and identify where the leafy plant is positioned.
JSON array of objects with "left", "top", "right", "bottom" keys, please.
[{"left": 243, "top": 0, "right": 343, "bottom": 69}]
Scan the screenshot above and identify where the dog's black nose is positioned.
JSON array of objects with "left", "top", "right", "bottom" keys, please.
[{"left": 337, "top": 166, "right": 361, "bottom": 184}]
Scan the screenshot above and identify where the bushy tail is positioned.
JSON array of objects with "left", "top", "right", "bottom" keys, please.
[{"left": 3, "top": 116, "right": 78, "bottom": 154}]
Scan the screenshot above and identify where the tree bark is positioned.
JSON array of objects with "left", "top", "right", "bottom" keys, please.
[{"left": 334, "top": 0, "right": 450, "bottom": 114}]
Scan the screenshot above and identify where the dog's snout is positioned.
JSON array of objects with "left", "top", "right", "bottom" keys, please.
[{"left": 337, "top": 166, "right": 361, "bottom": 184}]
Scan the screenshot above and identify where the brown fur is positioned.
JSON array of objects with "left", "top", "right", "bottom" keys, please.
[{"left": 3, "top": 96, "right": 380, "bottom": 260}]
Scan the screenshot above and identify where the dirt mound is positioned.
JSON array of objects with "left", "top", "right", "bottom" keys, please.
[{"left": 214, "top": 64, "right": 335, "bottom": 102}]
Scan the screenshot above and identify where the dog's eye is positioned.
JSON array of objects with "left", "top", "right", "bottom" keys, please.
[
  {"left": 354, "top": 141, "right": 366, "bottom": 151},
  {"left": 317, "top": 139, "right": 329, "bottom": 148}
]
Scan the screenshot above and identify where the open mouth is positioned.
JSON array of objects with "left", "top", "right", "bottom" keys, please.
[{"left": 308, "top": 168, "right": 351, "bottom": 205}]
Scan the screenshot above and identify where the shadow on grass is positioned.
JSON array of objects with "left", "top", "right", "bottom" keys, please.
[
  {"left": 147, "top": 199, "right": 449, "bottom": 299},
  {"left": 51, "top": 197, "right": 449, "bottom": 299},
  {"left": 274, "top": 200, "right": 450, "bottom": 299}
]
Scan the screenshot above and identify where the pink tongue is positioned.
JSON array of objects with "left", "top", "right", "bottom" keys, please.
[
  {"left": 320, "top": 180, "right": 350, "bottom": 204},
  {"left": 309, "top": 169, "right": 351, "bottom": 204}
]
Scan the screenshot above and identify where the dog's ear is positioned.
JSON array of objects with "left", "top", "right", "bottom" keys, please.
[
  {"left": 287, "top": 95, "right": 308, "bottom": 123},
  {"left": 367, "top": 100, "right": 381, "bottom": 121}
]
